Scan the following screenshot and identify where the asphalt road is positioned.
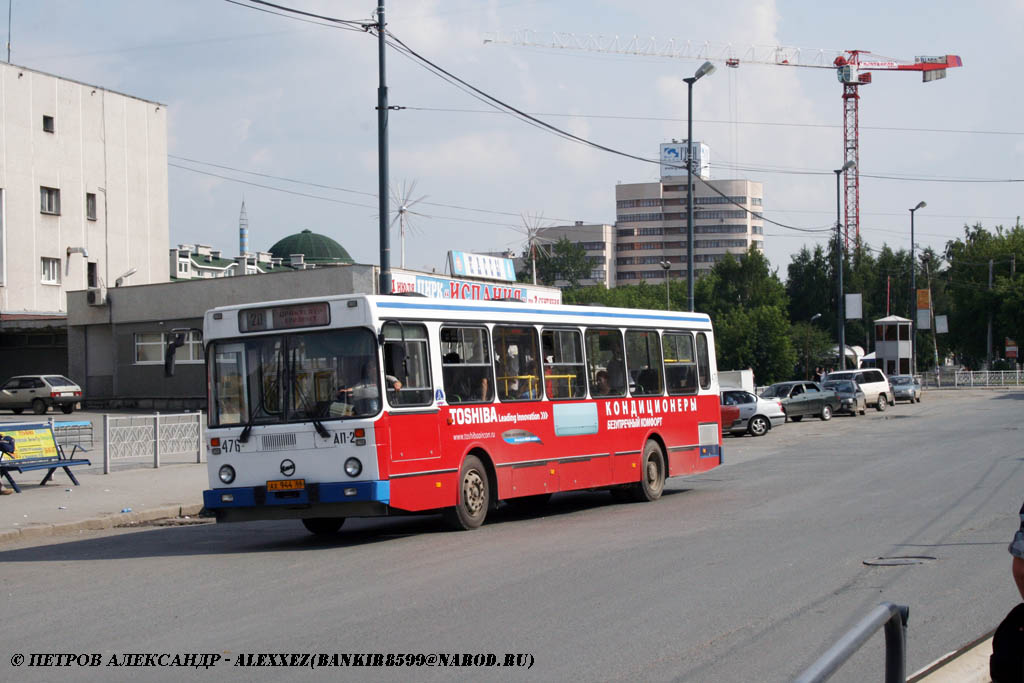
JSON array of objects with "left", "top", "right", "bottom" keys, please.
[{"left": 2, "top": 389, "right": 1021, "bottom": 682}]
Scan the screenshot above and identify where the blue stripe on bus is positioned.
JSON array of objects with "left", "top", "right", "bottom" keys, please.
[
  {"left": 203, "top": 480, "right": 390, "bottom": 509},
  {"left": 375, "top": 300, "right": 709, "bottom": 323}
]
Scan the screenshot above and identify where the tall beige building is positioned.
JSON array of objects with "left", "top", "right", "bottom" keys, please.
[
  {"left": 614, "top": 177, "right": 764, "bottom": 283},
  {"left": 0, "top": 62, "right": 169, "bottom": 376}
]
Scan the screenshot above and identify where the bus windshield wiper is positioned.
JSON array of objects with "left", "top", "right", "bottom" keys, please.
[{"left": 290, "top": 348, "right": 330, "bottom": 439}]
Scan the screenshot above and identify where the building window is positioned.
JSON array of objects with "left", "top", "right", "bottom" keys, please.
[
  {"left": 43, "top": 115, "right": 55, "bottom": 133},
  {"left": 87, "top": 262, "right": 98, "bottom": 288},
  {"left": 40, "top": 187, "right": 61, "bottom": 215},
  {"left": 41, "top": 257, "right": 62, "bottom": 284},
  {"left": 86, "top": 193, "right": 97, "bottom": 220},
  {"left": 135, "top": 331, "right": 203, "bottom": 364}
]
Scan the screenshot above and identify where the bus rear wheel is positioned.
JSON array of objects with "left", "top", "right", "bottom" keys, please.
[
  {"left": 444, "top": 455, "right": 489, "bottom": 530},
  {"left": 631, "top": 440, "right": 666, "bottom": 502},
  {"left": 301, "top": 517, "right": 345, "bottom": 536}
]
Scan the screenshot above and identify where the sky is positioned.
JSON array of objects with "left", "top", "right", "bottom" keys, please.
[{"left": 8, "top": 0, "right": 1023, "bottom": 279}]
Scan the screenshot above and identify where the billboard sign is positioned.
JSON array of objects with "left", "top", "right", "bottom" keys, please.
[
  {"left": 917, "top": 309, "right": 931, "bottom": 329},
  {"left": 1007, "top": 338, "right": 1018, "bottom": 359},
  {"left": 845, "top": 293, "right": 862, "bottom": 320},
  {"left": 935, "top": 315, "right": 949, "bottom": 334},
  {"left": 448, "top": 250, "right": 517, "bottom": 282},
  {"left": 916, "top": 289, "right": 931, "bottom": 311},
  {"left": 391, "top": 269, "right": 561, "bottom": 305},
  {"left": 660, "top": 142, "right": 710, "bottom": 179}
]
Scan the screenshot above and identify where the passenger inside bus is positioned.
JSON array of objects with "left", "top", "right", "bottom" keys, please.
[
  {"left": 606, "top": 346, "right": 627, "bottom": 394},
  {"left": 593, "top": 370, "right": 611, "bottom": 396}
]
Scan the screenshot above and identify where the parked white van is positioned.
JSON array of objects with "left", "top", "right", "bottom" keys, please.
[{"left": 823, "top": 368, "right": 893, "bottom": 411}]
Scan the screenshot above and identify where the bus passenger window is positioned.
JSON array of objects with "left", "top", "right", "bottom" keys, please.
[
  {"left": 382, "top": 322, "right": 433, "bottom": 406},
  {"left": 696, "top": 332, "right": 711, "bottom": 390},
  {"left": 663, "top": 332, "right": 697, "bottom": 396},
  {"left": 625, "top": 329, "right": 664, "bottom": 396},
  {"left": 441, "top": 326, "right": 494, "bottom": 404},
  {"left": 493, "top": 325, "right": 541, "bottom": 401},
  {"left": 584, "top": 328, "right": 626, "bottom": 398},
  {"left": 541, "top": 329, "right": 587, "bottom": 400}
]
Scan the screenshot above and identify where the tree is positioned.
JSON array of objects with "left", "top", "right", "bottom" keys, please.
[
  {"left": 524, "top": 238, "right": 592, "bottom": 287},
  {"left": 695, "top": 249, "right": 795, "bottom": 383},
  {"left": 789, "top": 321, "right": 834, "bottom": 379}
]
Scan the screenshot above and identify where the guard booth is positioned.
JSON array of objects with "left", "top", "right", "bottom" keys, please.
[{"left": 874, "top": 315, "right": 912, "bottom": 376}]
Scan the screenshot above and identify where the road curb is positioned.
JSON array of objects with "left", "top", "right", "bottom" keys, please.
[{"left": 0, "top": 503, "right": 204, "bottom": 546}]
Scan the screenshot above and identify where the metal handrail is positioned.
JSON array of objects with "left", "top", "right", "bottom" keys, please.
[{"left": 795, "top": 602, "right": 909, "bottom": 683}]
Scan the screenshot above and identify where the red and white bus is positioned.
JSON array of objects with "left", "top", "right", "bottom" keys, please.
[{"left": 201, "top": 294, "right": 722, "bottom": 534}]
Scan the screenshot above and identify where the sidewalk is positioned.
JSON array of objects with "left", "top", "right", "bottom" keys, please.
[{"left": 0, "top": 462, "right": 206, "bottom": 545}]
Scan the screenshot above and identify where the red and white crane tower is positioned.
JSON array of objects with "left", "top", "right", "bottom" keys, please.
[{"left": 483, "top": 31, "right": 963, "bottom": 246}]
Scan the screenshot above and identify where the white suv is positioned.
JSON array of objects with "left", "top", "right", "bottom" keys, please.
[{"left": 824, "top": 368, "right": 893, "bottom": 411}]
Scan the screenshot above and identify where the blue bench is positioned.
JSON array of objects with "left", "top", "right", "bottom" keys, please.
[{"left": 0, "top": 422, "right": 91, "bottom": 493}]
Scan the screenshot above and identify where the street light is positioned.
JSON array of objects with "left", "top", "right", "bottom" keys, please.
[
  {"left": 806, "top": 313, "right": 822, "bottom": 379},
  {"left": 659, "top": 260, "right": 671, "bottom": 310},
  {"left": 683, "top": 60, "right": 715, "bottom": 313},
  {"left": 834, "top": 160, "right": 855, "bottom": 370},
  {"left": 909, "top": 200, "right": 926, "bottom": 375}
]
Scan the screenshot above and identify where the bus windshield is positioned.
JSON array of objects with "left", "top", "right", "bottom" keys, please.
[{"left": 209, "top": 327, "right": 380, "bottom": 427}]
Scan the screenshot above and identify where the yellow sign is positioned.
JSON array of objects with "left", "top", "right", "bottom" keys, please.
[
  {"left": 916, "top": 289, "right": 931, "bottom": 310},
  {"left": 0, "top": 427, "right": 59, "bottom": 460}
]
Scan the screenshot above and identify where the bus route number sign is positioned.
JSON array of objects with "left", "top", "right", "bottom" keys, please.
[{"left": 239, "top": 302, "right": 330, "bottom": 333}]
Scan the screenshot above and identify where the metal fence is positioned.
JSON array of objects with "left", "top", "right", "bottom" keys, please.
[
  {"left": 920, "top": 369, "right": 1024, "bottom": 388},
  {"left": 52, "top": 419, "right": 94, "bottom": 449},
  {"left": 103, "top": 412, "right": 204, "bottom": 473}
]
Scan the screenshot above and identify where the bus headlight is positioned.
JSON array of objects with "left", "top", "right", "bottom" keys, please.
[
  {"left": 218, "top": 465, "right": 236, "bottom": 484},
  {"left": 344, "top": 458, "right": 362, "bottom": 477}
]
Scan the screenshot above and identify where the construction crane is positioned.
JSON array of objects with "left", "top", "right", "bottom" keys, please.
[{"left": 483, "top": 30, "right": 963, "bottom": 246}]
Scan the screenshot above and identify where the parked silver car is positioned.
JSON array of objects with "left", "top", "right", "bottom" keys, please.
[
  {"left": 890, "top": 375, "right": 922, "bottom": 403},
  {"left": 721, "top": 388, "right": 786, "bottom": 437},
  {"left": 0, "top": 375, "right": 83, "bottom": 414}
]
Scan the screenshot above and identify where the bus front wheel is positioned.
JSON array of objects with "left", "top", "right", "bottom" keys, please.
[
  {"left": 302, "top": 517, "right": 345, "bottom": 536},
  {"left": 631, "top": 440, "right": 666, "bottom": 502},
  {"left": 444, "top": 455, "right": 490, "bottom": 530}
]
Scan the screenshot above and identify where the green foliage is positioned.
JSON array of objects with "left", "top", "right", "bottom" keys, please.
[
  {"left": 789, "top": 321, "right": 834, "bottom": 379},
  {"left": 942, "top": 220, "right": 1024, "bottom": 368},
  {"left": 519, "top": 238, "right": 592, "bottom": 287}
]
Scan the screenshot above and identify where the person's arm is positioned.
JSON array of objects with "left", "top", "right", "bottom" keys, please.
[{"left": 1014, "top": 556, "right": 1024, "bottom": 600}]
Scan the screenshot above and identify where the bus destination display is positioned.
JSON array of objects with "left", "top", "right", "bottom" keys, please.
[{"left": 239, "top": 302, "right": 330, "bottom": 333}]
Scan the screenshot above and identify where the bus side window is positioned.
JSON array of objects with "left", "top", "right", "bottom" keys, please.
[
  {"left": 695, "top": 332, "right": 711, "bottom": 390},
  {"left": 541, "top": 328, "right": 587, "bottom": 400},
  {"left": 382, "top": 322, "right": 433, "bottom": 407},
  {"left": 584, "top": 328, "right": 626, "bottom": 398},
  {"left": 493, "top": 325, "right": 542, "bottom": 401},
  {"left": 625, "top": 329, "right": 664, "bottom": 397},
  {"left": 441, "top": 326, "right": 494, "bottom": 404},
  {"left": 663, "top": 332, "right": 697, "bottom": 395}
]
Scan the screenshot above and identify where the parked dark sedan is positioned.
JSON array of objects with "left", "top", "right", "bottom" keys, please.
[
  {"left": 822, "top": 379, "right": 867, "bottom": 415},
  {"left": 760, "top": 380, "right": 840, "bottom": 422}
]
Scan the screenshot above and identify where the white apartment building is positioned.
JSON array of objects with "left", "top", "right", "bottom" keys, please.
[
  {"left": 0, "top": 62, "right": 169, "bottom": 376},
  {"left": 614, "top": 177, "right": 764, "bottom": 283}
]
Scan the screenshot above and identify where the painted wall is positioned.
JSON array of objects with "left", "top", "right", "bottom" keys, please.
[{"left": 0, "top": 62, "right": 169, "bottom": 315}]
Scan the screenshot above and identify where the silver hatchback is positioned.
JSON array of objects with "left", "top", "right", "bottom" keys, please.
[
  {"left": 0, "top": 375, "right": 83, "bottom": 415},
  {"left": 721, "top": 388, "right": 787, "bottom": 437}
]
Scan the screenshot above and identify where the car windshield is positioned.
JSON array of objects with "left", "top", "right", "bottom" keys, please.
[
  {"left": 891, "top": 376, "right": 912, "bottom": 385},
  {"left": 824, "top": 380, "right": 854, "bottom": 392},
  {"left": 760, "top": 385, "right": 780, "bottom": 398}
]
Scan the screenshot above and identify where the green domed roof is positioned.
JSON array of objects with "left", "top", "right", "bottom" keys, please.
[{"left": 269, "top": 229, "right": 353, "bottom": 264}]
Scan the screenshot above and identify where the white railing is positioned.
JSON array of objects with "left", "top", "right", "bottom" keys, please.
[
  {"left": 920, "top": 369, "right": 1024, "bottom": 388},
  {"left": 102, "top": 412, "right": 204, "bottom": 473}
]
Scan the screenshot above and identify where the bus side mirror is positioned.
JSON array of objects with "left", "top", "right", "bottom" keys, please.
[{"left": 164, "top": 333, "right": 185, "bottom": 377}]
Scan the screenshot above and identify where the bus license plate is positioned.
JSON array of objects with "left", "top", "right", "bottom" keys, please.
[{"left": 267, "top": 479, "right": 305, "bottom": 492}]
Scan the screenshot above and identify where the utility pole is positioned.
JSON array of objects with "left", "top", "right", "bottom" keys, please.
[
  {"left": 925, "top": 257, "right": 939, "bottom": 371},
  {"left": 986, "top": 258, "right": 993, "bottom": 369},
  {"left": 375, "top": 1, "right": 392, "bottom": 295}
]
